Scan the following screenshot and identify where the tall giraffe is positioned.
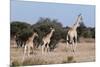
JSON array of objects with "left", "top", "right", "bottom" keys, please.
[
  {"left": 23, "top": 32, "right": 38, "bottom": 56},
  {"left": 41, "top": 27, "right": 55, "bottom": 54},
  {"left": 66, "top": 14, "right": 83, "bottom": 53}
]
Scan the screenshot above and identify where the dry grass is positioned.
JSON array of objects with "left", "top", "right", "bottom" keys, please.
[{"left": 10, "top": 38, "right": 95, "bottom": 66}]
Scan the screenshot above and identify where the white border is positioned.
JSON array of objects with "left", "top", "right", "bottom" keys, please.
[
  {"left": 23, "top": 0, "right": 95, "bottom": 5},
  {"left": 0, "top": 0, "right": 10, "bottom": 67},
  {"left": 96, "top": 0, "right": 100, "bottom": 66},
  {"left": 0, "top": 0, "right": 98, "bottom": 67}
]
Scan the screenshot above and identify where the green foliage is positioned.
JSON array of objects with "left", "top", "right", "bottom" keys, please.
[
  {"left": 10, "top": 21, "right": 31, "bottom": 38},
  {"left": 77, "top": 22, "right": 86, "bottom": 37},
  {"left": 90, "top": 27, "right": 95, "bottom": 38},
  {"left": 77, "top": 22, "right": 95, "bottom": 38}
]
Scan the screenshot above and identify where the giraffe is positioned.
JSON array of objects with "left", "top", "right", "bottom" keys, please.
[
  {"left": 41, "top": 27, "right": 55, "bottom": 54},
  {"left": 23, "top": 32, "right": 38, "bottom": 56},
  {"left": 66, "top": 14, "right": 83, "bottom": 53}
]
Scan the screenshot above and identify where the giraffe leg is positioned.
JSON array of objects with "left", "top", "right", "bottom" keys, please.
[
  {"left": 72, "top": 41, "right": 75, "bottom": 52},
  {"left": 65, "top": 36, "right": 69, "bottom": 52},
  {"left": 46, "top": 44, "right": 49, "bottom": 52},
  {"left": 74, "top": 35, "right": 77, "bottom": 52},
  {"left": 46, "top": 43, "right": 51, "bottom": 56},
  {"left": 27, "top": 46, "right": 30, "bottom": 57},
  {"left": 31, "top": 45, "right": 34, "bottom": 54},
  {"left": 42, "top": 43, "right": 45, "bottom": 54},
  {"left": 66, "top": 41, "right": 69, "bottom": 45},
  {"left": 72, "top": 40, "right": 76, "bottom": 56},
  {"left": 24, "top": 45, "right": 27, "bottom": 56},
  {"left": 66, "top": 39, "right": 70, "bottom": 52},
  {"left": 69, "top": 37, "right": 73, "bottom": 52},
  {"left": 23, "top": 45, "right": 27, "bottom": 61},
  {"left": 69, "top": 43, "right": 73, "bottom": 52},
  {"left": 74, "top": 42, "right": 77, "bottom": 52},
  {"left": 32, "top": 46, "right": 34, "bottom": 54}
]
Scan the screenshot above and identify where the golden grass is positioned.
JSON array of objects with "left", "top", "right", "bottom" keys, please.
[{"left": 10, "top": 38, "right": 95, "bottom": 66}]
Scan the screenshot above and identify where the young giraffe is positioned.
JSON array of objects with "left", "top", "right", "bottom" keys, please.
[
  {"left": 66, "top": 14, "right": 83, "bottom": 53},
  {"left": 23, "top": 32, "right": 38, "bottom": 56},
  {"left": 41, "top": 27, "right": 55, "bottom": 54}
]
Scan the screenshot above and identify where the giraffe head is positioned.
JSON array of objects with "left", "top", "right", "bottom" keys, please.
[
  {"left": 50, "top": 27, "right": 55, "bottom": 32},
  {"left": 31, "top": 32, "right": 38, "bottom": 38},
  {"left": 78, "top": 14, "right": 83, "bottom": 25},
  {"left": 34, "top": 32, "right": 38, "bottom": 37}
]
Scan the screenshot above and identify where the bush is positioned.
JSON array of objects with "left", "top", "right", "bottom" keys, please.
[{"left": 62, "top": 56, "right": 76, "bottom": 63}]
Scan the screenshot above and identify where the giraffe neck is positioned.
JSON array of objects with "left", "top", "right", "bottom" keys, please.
[
  {"left": 72, "top": 16, "right": 80, "bottom": 30},
  {"left": 28, "top": 34, "right": 35, "bottom": 42},
  {"left": 47, "top": 30, "right": 54, "bottom": 39},
  {"left": 72, "top": 22, "right": 79, "bottom": 30}
]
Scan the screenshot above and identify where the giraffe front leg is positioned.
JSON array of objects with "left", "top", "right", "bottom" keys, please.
[
  {"left": 27, "top": 46, "right": 31, "bottom": 57},
  {"left": 32, "top": 47, "right": 34, "bottom": 54},
  {"left": 24, "top": 45, "right": 27, "bottom": 56},
  {"left": 30, "top": 45, "right": 34, "bottom": 54},
  {"left": 42, "top": 44, "right": 45, "bottom": 54},
  {"left": 74, "top": 35, "right": 77, "bottom": 52},
  {"left": 23, "top": 45, "right": 27, "bottom": 61},
  {"left": 46, "top": 44, "right": 49, "bottom": 52},
  {"left": 72, "top": 41, "right": 75, "bottom": 52},
  {"left": 72, "top": 40, "right": 76, "bottom": 56},
  {"left": 65, "top": 40, "right": 69, "bottom": 52},
  {"left": 69, "top": 43, "right": 73, "bottom": 52}
]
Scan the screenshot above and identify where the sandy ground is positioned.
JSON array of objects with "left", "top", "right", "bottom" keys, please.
[{"left": 10, "top": 38, "right": 95, "bottom": 65}]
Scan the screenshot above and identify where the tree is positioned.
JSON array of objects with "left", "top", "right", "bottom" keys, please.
[
  {"left": 10, "top": 21, "right": 31, "bottom": 38},
  {"left": 77, "top": 22, "right": 86, "bottom": 37},
  {"left": 10, "top": 21, "right": 33, "bottom": 47},
  {"left": 77, "top": 22, "right": 95, "bottom": 38},
  {"left": 31, "top": 18, "right": 64, "bottom": 50}
]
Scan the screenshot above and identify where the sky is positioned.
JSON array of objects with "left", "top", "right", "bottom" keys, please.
[{"left": 11, "top": 1, "right": 95, "bottom": 27}]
